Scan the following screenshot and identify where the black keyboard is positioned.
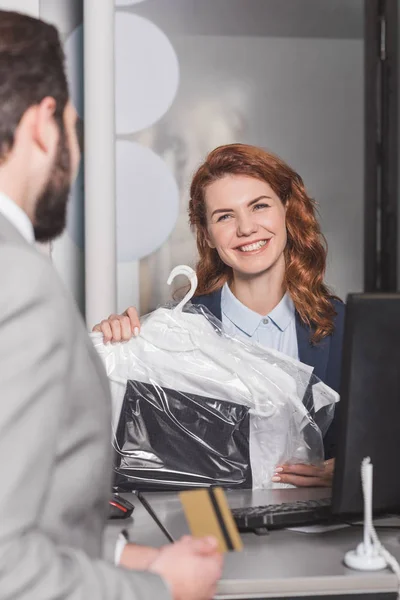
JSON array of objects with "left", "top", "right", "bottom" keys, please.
[{"left": 231, "top": 498, "right": 333, "bottom": 531}]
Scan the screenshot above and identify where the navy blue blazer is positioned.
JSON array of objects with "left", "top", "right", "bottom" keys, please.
[{"left": 192, "top": 289, "right": 345, "bottom": 459}]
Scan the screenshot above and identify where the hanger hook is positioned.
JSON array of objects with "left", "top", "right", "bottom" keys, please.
[{"left": 167, "top": 265, "right": 198, "bottom": 311}]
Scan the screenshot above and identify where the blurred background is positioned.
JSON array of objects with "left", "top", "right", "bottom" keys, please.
[{"left": 1, "top": 0, "right": 398, "bottom": 323}]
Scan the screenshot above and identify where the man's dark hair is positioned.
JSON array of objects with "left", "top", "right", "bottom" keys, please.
[{"left": 0, "top": 10, "right": 68, "bottom": 161}]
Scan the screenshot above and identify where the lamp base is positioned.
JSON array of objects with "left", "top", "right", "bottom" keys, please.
[{"left": 344, "top": 545, "right": 388, "bottom": 571}]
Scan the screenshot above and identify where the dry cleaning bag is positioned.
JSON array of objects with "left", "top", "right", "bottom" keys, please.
[{"left": 91, "top": 266, "right": 339, "bottom": 491}]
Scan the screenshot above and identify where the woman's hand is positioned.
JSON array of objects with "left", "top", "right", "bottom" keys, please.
[
  {"left": 92, "top": 307, "right": 140, "bottom": 343},
  {"left": 272, "top": 458, "right": 335, "bottom": 488}
]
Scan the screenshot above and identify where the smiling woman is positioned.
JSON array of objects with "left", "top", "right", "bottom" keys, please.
[
  {"left": 187, "top": 144, "right": 345, "bottom": 486},
  {"left": 189, "top": 144, "right": 337, "bottom": 345},
  {"left": 200, "top": 175, "right": 288, "bottom": 320},
  {"left": 93, "top": 143, "right": 345, "bottom": 488},
  {"left": 207, "top": 181, "right": 286, "bottom": 278}
]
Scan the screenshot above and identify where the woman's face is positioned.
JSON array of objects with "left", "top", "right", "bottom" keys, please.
[{"left": 205, "top": 174, "right": 287, "bottom": 278}]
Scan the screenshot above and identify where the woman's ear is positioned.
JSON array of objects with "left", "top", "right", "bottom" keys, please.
[
  {"left": 283, "top": 196, "right": 290, "bottom": 214},
  {"left": 205, "top": 230, "right": 216, "bottom": 249}
]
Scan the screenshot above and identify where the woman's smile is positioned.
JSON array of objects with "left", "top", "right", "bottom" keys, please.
[{"left": 234, "top": 238, "right": 271, "bottom": 255}]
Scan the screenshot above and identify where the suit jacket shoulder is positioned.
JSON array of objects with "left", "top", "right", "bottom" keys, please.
[{"left": 0, "top": 227, "right": 170, "bottom": 599}]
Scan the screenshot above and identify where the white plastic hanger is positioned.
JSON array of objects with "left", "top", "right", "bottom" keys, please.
[
  {"left": 136, "top": 265, "right": 200, "bottom": 352},
  {"left": 167, "top": 265, "right": 198, "bottom": 312}
]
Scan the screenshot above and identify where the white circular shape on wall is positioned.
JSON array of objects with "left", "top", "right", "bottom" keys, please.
[
  {"left": 115, "top": 13, "right": 179, "bottom": 134},
  {"left": 65, "top": 25, "right": 84, "bottom": 118},
  {"left": 116, "top": 141, "right": 179, "bottom": 261},
  {"left": 116, "top": 0, "right": 146, "bottom": 5}
]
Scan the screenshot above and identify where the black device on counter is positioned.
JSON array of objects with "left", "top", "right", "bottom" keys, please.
[{"left": 108, "top": 494, "right": 135, "bottom": 519}]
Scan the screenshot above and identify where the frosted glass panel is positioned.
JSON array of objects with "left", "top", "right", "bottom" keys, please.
[{"left": 119, "top": 0, "right": 364, "bottom": 311}]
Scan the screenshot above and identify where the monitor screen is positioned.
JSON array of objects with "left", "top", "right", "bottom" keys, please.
[{"left": 332, "top": 293, "right": 400, "bottom": 516}]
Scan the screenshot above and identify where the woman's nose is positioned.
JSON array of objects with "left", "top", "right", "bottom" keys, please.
[{"left": 237, "top": 214, "right": 257, "bottom": 237}]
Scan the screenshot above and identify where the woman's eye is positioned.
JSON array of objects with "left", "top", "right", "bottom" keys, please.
[
  {"left": 217, "top": 214, "right": 232, "bottom": 222},
  {"left": 254, "top": 203, "right": 269, "bottom": 211}
]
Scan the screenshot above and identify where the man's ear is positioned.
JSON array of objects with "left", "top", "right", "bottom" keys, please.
[{"left": 31, "top": 96, "right": 58, "bottom": 154}]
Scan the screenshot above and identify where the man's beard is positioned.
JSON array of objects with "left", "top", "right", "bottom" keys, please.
[{"left": 33, "top": 130, "right": 72, "bottom": 243}]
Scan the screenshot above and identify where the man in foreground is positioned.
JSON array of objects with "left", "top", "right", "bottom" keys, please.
[{"left": 0, "top": 10, "right": 222, "bottom": 600}]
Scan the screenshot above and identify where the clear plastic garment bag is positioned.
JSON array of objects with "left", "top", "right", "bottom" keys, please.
[{"left": 91, "top": 266, "right": 339, "bottom": 491}]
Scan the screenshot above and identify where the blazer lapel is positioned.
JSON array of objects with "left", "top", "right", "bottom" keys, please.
[
  {"left": 295, "top": 313, "right": 330, "bottom": 382},
  {"left": 193, "top": 289, "right": 222, "bottom": 321},
  {"left": 208, "top": 289, "right": 222, "bottom": 321}
]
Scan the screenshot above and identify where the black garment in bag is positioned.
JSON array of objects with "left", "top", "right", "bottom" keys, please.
[{"left": 114, "top": 380, "right": 252, "bottom": 491}]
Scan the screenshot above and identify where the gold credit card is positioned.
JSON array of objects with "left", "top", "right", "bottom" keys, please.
[{"left": 179, "top": 487, "right": 243, "bottom": 553}]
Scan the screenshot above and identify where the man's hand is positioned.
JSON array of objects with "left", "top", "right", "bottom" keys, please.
[
  {"left": 119, "top": 543, "right": 161, "bottom": 570},
  {"left": 149, "top": 536, "right": 223, "bottom": 600},
  {"left": 272, "top": 458, "right": 335, "bottom": 487}
]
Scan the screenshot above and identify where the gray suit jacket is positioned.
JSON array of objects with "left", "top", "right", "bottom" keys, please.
[{"left": 0, "top": 214, "right": 170, "bottom": 599}]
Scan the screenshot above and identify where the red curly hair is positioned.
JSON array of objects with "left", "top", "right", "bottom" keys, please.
[{"left": 188, "top": 143, "right": 338, "bottom": 343}]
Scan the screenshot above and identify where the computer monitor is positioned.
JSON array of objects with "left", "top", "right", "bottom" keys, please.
[{"left": 332, "top": 293, "right": 400, "bottom": 516}]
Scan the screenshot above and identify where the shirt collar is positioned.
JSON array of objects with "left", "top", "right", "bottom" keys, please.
[
  {"left": 0, "top": 191, "right": 34, "bottom": 244},
  {"left": 221, "top": 282, "right": 295, "bottom": 337},
  {"left": 268, "top": 292, "right": 296, "bottom": 332}
]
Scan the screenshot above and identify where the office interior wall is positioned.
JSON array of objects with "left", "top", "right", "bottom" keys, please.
[
  {"left": 0, "top": 0, "right": 39, "bottom": 15},
  {"left": 127, "top": 0, "right": 364, "bottom": 313},
  {"left": 11, "top": 1, "right": 364, "bottom": 318}
]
